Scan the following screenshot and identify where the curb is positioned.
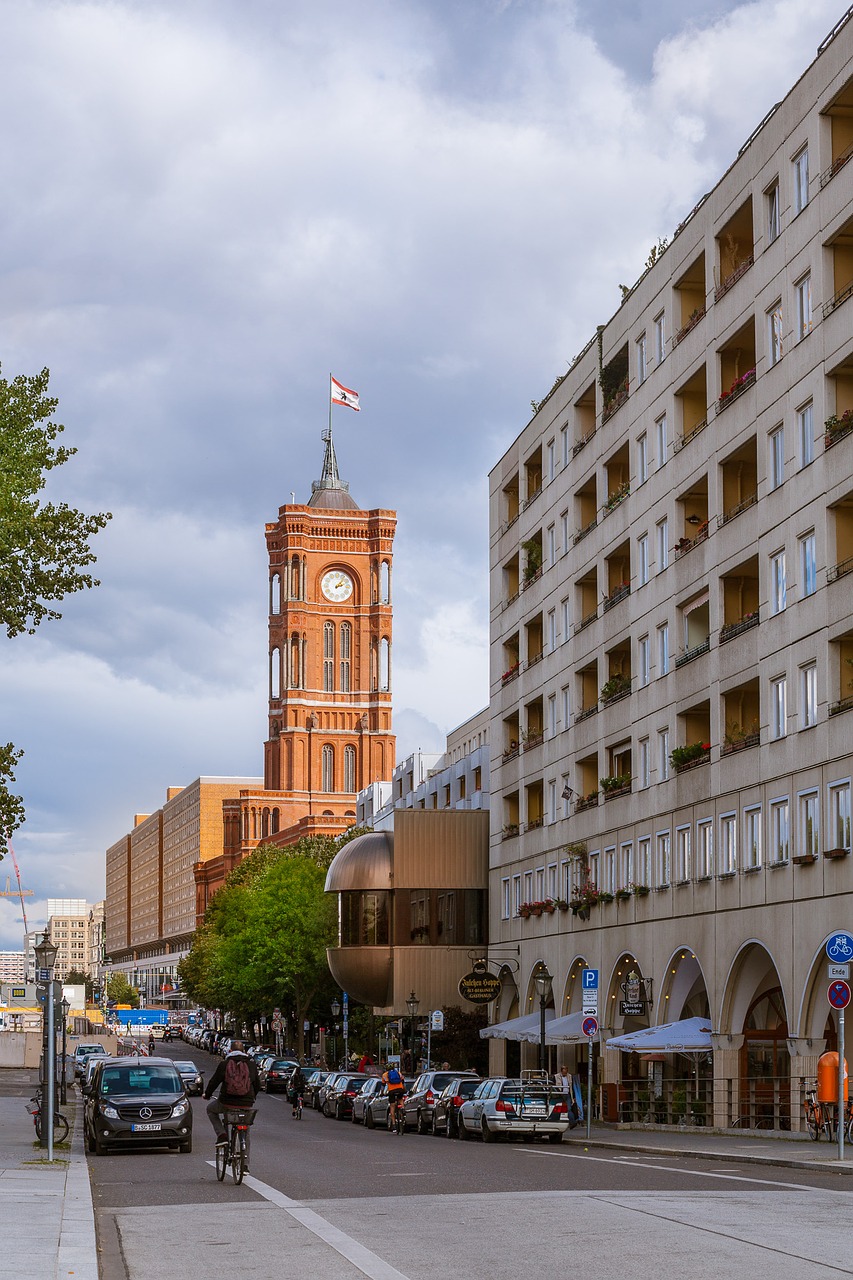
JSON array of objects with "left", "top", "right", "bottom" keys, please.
[
  {"left": 56, "top": 1100, "right": 99, "bottom": 1280},
  {"left": 562, "top": 1134, "right": 853, "bottom": 1176}
]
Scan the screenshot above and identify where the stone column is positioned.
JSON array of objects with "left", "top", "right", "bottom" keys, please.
[
  {"left": 710, "top": 1035, "right": 744, "bottom": 1128},
  {"left": 787, "top": 1038, "right": 826, "bottom": 1132}
]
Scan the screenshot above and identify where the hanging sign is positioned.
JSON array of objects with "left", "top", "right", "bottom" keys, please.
[{"left": 458, "top": 971, "right": 502, "bottom": 1004}]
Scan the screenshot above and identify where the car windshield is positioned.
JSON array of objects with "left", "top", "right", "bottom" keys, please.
[
  {"left": 429, "top": 1073, "right": 458, "bottom": 1091},
  {"left": 99, "top": 1066, "right": 181, "bottom": 1095},
  {"left": 175, "top": 1062, "right": 197, "bottom": 1072}
]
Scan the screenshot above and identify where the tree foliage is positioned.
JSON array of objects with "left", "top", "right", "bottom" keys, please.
[
  {"left": 0, "top": 365, "right": 111, "bottom": 844},
  {"left": 106, "top": 972, "right": 139, "bottom": 1008},
  {"left": 178, "top": 829, "right": 366, "bottom": 1056}
]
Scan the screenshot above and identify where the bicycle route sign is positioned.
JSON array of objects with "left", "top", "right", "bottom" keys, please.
[
  {"left": 826, "top": 933, "right": 853, "bottom": 963},
  {"left": 828, "top": 979, "right": 852, "bottom": 1010}
]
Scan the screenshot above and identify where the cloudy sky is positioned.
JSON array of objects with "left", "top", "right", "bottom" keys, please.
[{"left": 0, "top": 0, "right": 845, "bottom": 948}]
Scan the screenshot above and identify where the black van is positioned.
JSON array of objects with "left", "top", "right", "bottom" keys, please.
[{"left": 83, "top": 1056, "right": 193, "bottom": 1154}]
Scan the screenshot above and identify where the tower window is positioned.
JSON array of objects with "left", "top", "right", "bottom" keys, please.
[
  {"left": 344, "top": 744, "right": 356, "bottom": 792},
  {"left": 340, "top": 622, "right": 351, "bottom": 691},
  {"left": 322, "top": 745, "right": 335, "bottom": 792},
  {"left": 324, "top": 621, "right": 335, "bottom": 691},
  {"left": 270, "top": 648, "right": 281, "bottom": 700},
  {"left": 270, "top": 573, "right": 281, "bottom": 614}
]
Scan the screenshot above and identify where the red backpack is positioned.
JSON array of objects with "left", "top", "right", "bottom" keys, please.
[{"left": 224, "top": 1054, "right": 252, "bottom": 1096}]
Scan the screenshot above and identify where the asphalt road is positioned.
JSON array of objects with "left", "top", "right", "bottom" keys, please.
[{"left": 87, "top": 1044, "right": 853, "bottom": 1280}]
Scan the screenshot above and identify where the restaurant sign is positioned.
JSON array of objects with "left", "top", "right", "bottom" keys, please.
[{"left": 458, "top": 970, "right": 502, "bottom": 1005}]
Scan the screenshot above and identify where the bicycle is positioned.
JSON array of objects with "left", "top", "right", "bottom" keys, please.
[
  {"left": 214, "top": 1107, "right": 256, "bottom": 1185},
  {"left": 388, "top": 1094, "right": 406, "bottom": 1135},
  {"left": 290, "top": 1091, "right": 303, "bottom": 1119},
  {"left": 803, "top": 1085, "right": 853, "bottom": 1141},
  {"left": 26, "top": 1090, "right": 70, "bottom": 1144}
]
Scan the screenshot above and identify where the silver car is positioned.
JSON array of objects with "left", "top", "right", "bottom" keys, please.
[
  {"left": 351, "top": 1076, "right": 384, "bottom": 1124},
  {"left": 458, "top": 1076, "right": 574, "bottom": 1143}
]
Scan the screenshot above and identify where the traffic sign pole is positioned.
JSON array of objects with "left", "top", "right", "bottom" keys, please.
[{"left": 839, "top": 1007, "right": 845, "bottom": 1163}]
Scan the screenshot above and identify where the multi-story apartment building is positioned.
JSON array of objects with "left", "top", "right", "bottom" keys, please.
[
  {"left": 0, "top": 951, "right": 25, "bottom": 982},
  {"left": 88, "top": 901, "right": 106, "bottom": 991},
  {"left": 46, "top": 900, "right": 91, "bottom": 981},
  {"left": 487, "top": 18, "right": 853, "bottom": 1130}
]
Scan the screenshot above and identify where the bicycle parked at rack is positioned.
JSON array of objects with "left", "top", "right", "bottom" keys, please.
[
  {"left": 26, "top": 1088, "right": 69, "bottom": 1144},
  {"left": 215, "top": 1107, "right": 256, "bottom": 1185},
  {"left": 803, "top": 1082, "right": 853, "bottom": 1142}
]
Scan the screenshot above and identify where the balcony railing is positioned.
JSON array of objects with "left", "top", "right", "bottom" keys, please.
[
  {"left": 675, "top": 637, "right": 710, "bottom": 668},
  {"left": 602, "top": 483, "right": 630, "bottom": 517},
  {"left": 717, "top": 368, "right": 756, "bottom": 414},
  {"left": 672, "top": 308, "right": 706, "bottom": 347},
  {"left": 574, "top": 609, "right": 597, "bottom": 635},
  {"left": 602, "top": 780, "right": 632, "bottom": 802},
  {"left": 601, "top": 385, "right": 629, "bottom": 424},
  {"left": 521, "top": 566, "right": 543, "bottom": 592},
  {"left": 718, "top": 492, "right": 757, "bottom": 527},
  {"left": 603, "top": 583, "right": 631, "bottom": 612},
  {"left": 574, "top": 792, "right": 599, "bottom": 813},
  {"left": 714, "top": 254, "right": 754, "bottom": 303},
  {"left": 572, "top": 427, "right": 596, "bottom": 457},
  {"left": 674, "top": 524, "right": 710, "bottom": 559},
  {"left": 676, "top": 418, "right": 708, "bottom": 452},
  {"left": 501, "top": 663, "right": 521, "bottom": 685},
  {"left": 825, "top": 414, "right": 853, "bottom": 450},
  {"left": 522, "top": 485, "right": 542, "bottom": 511},
  {"left": 526, "top": 817, "right": 544, "bottom": 832},
  {"left": 823, "top": 279, "right": 853, "bottom": 318},
  {"left": 828, "top": 555, "right": 853, "bottom": 584},
  {"left": 502, "top": 745, "right": 520, "bottom": 763},
  {"left": 720, "top": 612, "right": 759, "bottom": 643},
  {"left": 523, "top": 732, "right": 544, "bottom": 752},
  {"left": 820, "top": 142, "right": 853, "bottom": 188},
  {"left": 829, "top": 694, "right": 853, "bottom": 718},
  {"left": 601, "top": 684, "right": 631, "bottom": 708},
  {"left": 575, "top": 705, "right": 598, "bottom": 725},
  {"left": 574, "top": 517, "right": 598, "bottom": 545},
  {"left": 526, "top": 651, "right": 544, "bottom": 669},
  {"left": 721, "top": 731, "right": 760, "bottom": 756}
]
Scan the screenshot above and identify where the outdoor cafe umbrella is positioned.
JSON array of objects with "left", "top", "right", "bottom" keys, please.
[{"left": 606, "top": 1016, "right": 713, "bottom": 1106}]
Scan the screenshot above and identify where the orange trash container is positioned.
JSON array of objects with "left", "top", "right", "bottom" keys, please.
[{"left": 817, "top": 1051, "right": 848, "bottom": 1103}]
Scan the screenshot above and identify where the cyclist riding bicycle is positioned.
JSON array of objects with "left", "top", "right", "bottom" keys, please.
[
  {"left": 289, "top": 1065, "right": 306, "bottom": 1117},
  {"left": 383, "top": 1063, "right": 406, "bottom": 1133},
  {"left": 204, "top": 1040, "right": 260, "bottom": 1169}
]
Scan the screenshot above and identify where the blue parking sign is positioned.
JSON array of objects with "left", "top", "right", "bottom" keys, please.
[{"left": 582, "top": 968, "right": 599, "bottom": 989}]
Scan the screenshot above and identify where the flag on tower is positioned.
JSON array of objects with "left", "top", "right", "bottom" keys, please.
[{"left": 330, "top": 376, "right": 360, "bottom": 412}]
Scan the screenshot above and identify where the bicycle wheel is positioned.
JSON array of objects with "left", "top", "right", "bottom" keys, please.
[
  {"left": 232, "top": 1131, "right": 246, "bottom": 1185},
  {"left": 805, "top": 1107, "right": 821, "bottom": 1141},
  {"left": 33, "top": 1113, "right": 43, "bottom": 1141},
  {"left": 53, "top": 1112, "right": 70, "bottom": 1143},
  {"left": 215, "top": 1140, "right": 228, "bottom": 1181}
]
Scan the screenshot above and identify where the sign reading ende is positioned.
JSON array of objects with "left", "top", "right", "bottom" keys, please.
[{"left": 458, "top": 971, "right": 503, "bottom": 1005}]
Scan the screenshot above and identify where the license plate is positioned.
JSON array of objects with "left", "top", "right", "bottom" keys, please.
[
  {"left": 131, "top": 1122, "right": 162, "bottom": 1131},
  {"left": 523, "top": 1104, "right": 546, "bottom": 1116}
]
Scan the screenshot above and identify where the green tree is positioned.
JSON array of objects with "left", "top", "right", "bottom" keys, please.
[
  {"left": 64, "top": 968, "right": 94, "bottom": 1000},
  {"left": 106, "top": 972, "right": 139, "bottom": 1008},
  {"left": 0, "top": 366, "right": 111, "bottom": 843}
]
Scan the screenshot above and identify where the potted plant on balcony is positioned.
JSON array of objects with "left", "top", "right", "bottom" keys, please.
[
  {"left": 555, "top": 898, "right": 570, "bottom": 912},
  {"left": 615, "top": 887, "right": 632, "bottom": 902},
  {"left": 669, "top": 742, "right": 711, "bottom": 772},
  {"left": 632, "top": 883, "right": 651, "bottom": 897},
  {"left": 518, "top": 903, "right": 531, "bottom": 919},
  {"left": 600, "top": 674, "right": 631, "bottom": 703},
  {"left": 521, "top": 537, "right": 543, "bottom": 582},
  {"left": 600, "top": 773, "right": 632, "bottom": 795},
  {"left": 604, "top": 480, "right": 630, "bottom": 511},
  {"left": 825, "top": 408, "right": 853, "bottom": 447}
]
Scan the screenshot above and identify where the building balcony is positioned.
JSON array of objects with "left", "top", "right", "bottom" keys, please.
[
  {"left": 575, "top": 704, "right": 599, "bottom": 725},
  {"left": 674, "top": 525, "right": 710, "bottom": 559},
  {"left": 673, "top": 307, "right": 706, "bottom": 347},
  {"left": 714, "top": 254, "right": 754, "bottom": 303},
  {"left": 522, "top": 486, "right": 542, "bottom": 511},
  {"left": 602, "top": 483, "right": 630, "bottom": 517},
  {"left": 601, "top": 777, "right": 632, "bottom": 802},
  {"left": 602, "top": 583, "right": 631, "bottom": 612},
  {"left": 572, "top": 427, "right": 596, "bottom": 458},
  {"left": 820, "top": 142, "right": 853, "bottom": 189},
  {"left": 523, "top": 732, "right": 544, "bottom": 752},
  {"left": 601, "top": 383, "right": 629, "bottom": 424},
  {"left": 720, "top": 612, "right": 759, "bottom": 644},
  {"left": 670, "top": 744, "right": 711, "bottom": 773},
  {"left": 716, "top": 368, "right": 756, "bottom": 414},
  {"left": 718, "top": 492, "right": 757, "bottom": 528},
  {"left": 828, "top": 556, "right": 853, "bottom": 585},
  {"left": 829, "top": 694, "right": 853, "bottom": 718},
  {"left": 823, "top": 279, "right": 853, "bottom": 318},
  {"left": 501, "top": 663, "right": 521, "bottom": 685},
  {"left": 721, "top": 731, "right": 760, "bottom": 756},
  {"left": 676, "top": 417, "right": 708, "bottom": 453},
  {"left": 521, "top": 567, "right": 543, "bottom": 592},
  {"left": 574, "top": 792, "right": 599, "bottom": 813},
  {"left": 574, "top": 609, "right": 598, "bottom": 635},
  {"left": 825, "top": 412, "right": 853, "bottom": 450},
  {"left": 675, "top": 637, "right": 710, "bottom": 669},
  {"left": 573, "top": 517, "right": 598, "bottom": 546}
]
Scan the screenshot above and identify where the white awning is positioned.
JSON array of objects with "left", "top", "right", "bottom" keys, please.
[
  {"left": 682, "top": 590, "right": 710, "bottom": 616},
  {"left": 479, "top": 1010, "right": 557, "bottom": 1041},
  {"left": 606, "top": 1016, "right": 713, "bottom": 1053},
  {"left": 511, "top": 1010, "right": 587, "bottom": 1044}
]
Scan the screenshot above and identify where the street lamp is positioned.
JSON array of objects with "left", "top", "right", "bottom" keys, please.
[
  {"left": 33, "top": 930, "right": 59, "bottom": 1155},
  {"left": 331, "top": 998, "right": 341, "bottom": 1067},
  {"left": 405, "top": 991, "right": 420, "bottom": 1074},
  {"left": 533, "top": 965, "right": 553, "bottom": 1075},
  {"left": 60, "top": 997, "right": 70, "bottom": 1105}
]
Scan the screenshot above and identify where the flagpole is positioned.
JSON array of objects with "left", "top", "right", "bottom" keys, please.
[{"left": 328, "top": 372, "right": 333, "bottom": 441}]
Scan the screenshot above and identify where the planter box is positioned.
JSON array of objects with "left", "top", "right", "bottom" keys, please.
[
  {"left": 793, "top": 853, "right": 818, "bottom": 866},
  {"left": 824, "top": 848, "right": 850, "bottom": 860}
]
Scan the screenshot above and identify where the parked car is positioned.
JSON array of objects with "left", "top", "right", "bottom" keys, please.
[
  {"left": 323, "top": 1073, "right": 371, "bottom": 1120},
  {"left": 304, "top": 1070, "right": 331, "bottom": 1111},
  {"left": 432, "top": 1077, "right": 482, "bottom": 1136},
  {"left": 74, "top": 1043, "right": 109, "bottom": 1077},
  {"left": 173, "top": 1060, "right": 204, "bottom": 1095},
  {"left": 84, "top": 1056, "right": 193, "bottom": 1154},
  {"left": 350, "top": 1076, "right": 384, "bottom": 1124},
  {"left": 403, "top": 1070, "right": 479, "bottom": 1134},
  {"left": 260, "top": 1059, "right": 298, "bottom": 1093},
  {"left": 316, "top": 1071, "right": 345, "bottom": 1114},
  {"left": 362, "top": 1077, "right": 415, "bottom": 1130},
  {"left": 457, "top": 1075, "right": 573, "bottom": 1143}
]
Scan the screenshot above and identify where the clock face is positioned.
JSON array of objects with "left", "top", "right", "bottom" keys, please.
[{"left": 321, "top": 569, "right": 354, "bottom": 603}]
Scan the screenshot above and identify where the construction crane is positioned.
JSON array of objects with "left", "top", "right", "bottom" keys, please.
[{"left": 2, "top": 841, "right": 34, "bottom": 934}]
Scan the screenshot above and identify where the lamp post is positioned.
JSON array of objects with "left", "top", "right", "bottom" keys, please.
[
  {"left": 331, "top": 998, "right": 341, "bottom": 1068},
  {"left": 60, "top": 997, "right": 70, "bottom": 1105},
  {"left": 533, "top": 965, "right": 553, "bottom": 1075},
  {"left": 405, "top": 991, "right": 420, "bottom": 1074},
  {"left": 34, "top": 931, "right": 59, "bottom": 1157}
]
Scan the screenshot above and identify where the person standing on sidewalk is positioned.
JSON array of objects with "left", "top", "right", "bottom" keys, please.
[{"left": 204, "top": 1041, "right": 260, "bottom": 1167}]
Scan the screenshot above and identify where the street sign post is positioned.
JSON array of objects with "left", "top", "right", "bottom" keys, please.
[
  {"left": 827, "top": 978, "right": 851, "bottom": 1162},
  {"left": 826, "top": 933, "right": 853, "bottom": 963},
  {"left": 828, "top": 980, "right": 851, "bottom": 1009},
  {"left": 582, "top": 1015, "right": 598, "bottom": 1141}
]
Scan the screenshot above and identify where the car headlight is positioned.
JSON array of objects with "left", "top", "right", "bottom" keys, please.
[
  {"left": 101, "top": 1105, "right": 119, "bottom": 1119},
  {"left": 171, "top": 1099, "right": 189, "bottom": 1118}
]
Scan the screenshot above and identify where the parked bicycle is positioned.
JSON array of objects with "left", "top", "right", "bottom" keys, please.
[
  {"left": 803, "top": 1082, "right": 853, "bottom": 1142},
  {"left": 214, "top": 1106, "right": 256, "bottom": 1184},
  {"left": 26, "top": 1089, "right": 69, "bottom": 1144}
]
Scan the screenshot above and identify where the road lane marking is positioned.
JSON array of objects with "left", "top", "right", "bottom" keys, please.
[
  {"left": 205, "top": 1162, "right": 412, "bottom": 1280},
  {"left": 517, "top": 1148, "right": 853, "bottom": 1194}
]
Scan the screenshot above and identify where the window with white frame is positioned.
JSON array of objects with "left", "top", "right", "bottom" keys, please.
[
  {"left": 800, "top": 662, "right": 817, "bottom": 728},
  {"left": 768, "top": 301, "right": 783, "bottom": 366},
  {"left": 799, "top": 790, "right": 819, "bottom": 858},
  {"left": 638, "top": 737, "right": 650, "bottom": 788},
  {"left": 769, "top": 426, "right": 784, "bottom": 490},
  {"left": 561, "top": 685, "right": 571, "bottom": 730},
  {"left": 769, "top": 798, "right": 790, "bottom": 862},
  {"left": 548, "top": 608, "right": 557, "bottom": 651},
  {"left": 547, "top": 523, "right": 556, "bottom": 567},
  {"left": 744, "top": 807, "right": 762, "bottom": 869},
  {"left": 798, "top": 401, "right": 814, "bottom": 467},
  {"left": 561, "top": 774, "right": 572, "bottom": 818},
  {"left": 656, "top": 830, "right": 671, "bottom": 886},
  {"left": 638, "top": 533, "right": 649, "bottom": 586},
  {"left": 560, "top": 510, "right": 569, "bottom": 554},
  {"left": 799, "top": 531, "right": 816, "bottom": 597},
  {"left": 547, "top": 439, "right": 555, "bottom": 482},
  {"left": 675, "top": 825, "right": 691, "bottom": 882},
  {"left": 513, "top": 875, "right": 522, "bottom": 914},
  {"left": 638, "top": 836, "right": 651, "bottom": 886},
  {"left": 603, "top": 847, "right": 615, "bottom": 894},
  {"left": 637, "top": 432, "right": 648, "bottom": 484},
  {"left": 657, "top": 517, "right": 669, "bottom": 572},
  {"left": 767, "top": 180, "right": 781, "bottom": 243},
  {"left": 560, "top": 858, "right": 570, "bottom": 900},
  {"left": 638, "top": 634, "right": 650, "bottom": 687},
  {"left": 561, "top": 425, "right": 569, "bottom": 467},
  {"left": 620, "top": 842, "right": 634, "bottom": 888},
  {"left": 770, "top": 550, "right": 787, "bottom": 614},
  {"left": 796, "top": 274, "right": 812, "bottom": 340},
  {"left": 654, "top": 312, "right": 666, "bottom": 365},
  {"left": 659, "top": 727, "right": 670, "bottom": 780},
  {"left": 501, "top": 878, "right": 511, "bottom": 920},
  {"left": 588, "top": 850, "right": 600, "bottom": 888},
  {"left": 561, "top": 596, "right": 570, "bottom": 640},
  {"left": 547, "top": 862, "right": 558, "bottom": 898},
  {"left": 720, "top": 813, "right": 737, "bottom": 873},
  {"left": 697, "top": 820, "right": 713, "bottom": 878},
  {"left": 771, "top": 675, "right": 787, "bottom": 739},
  {"left": 523, "top": 870, "right": 533, "bottom": 902},
  {"left": 535, "top": 867, "right": 545, "bottom": 899},
  {"left": 636, "top": 333, "right": 647, "bottom": 385},
  {"left": 656, "top": 414, "right": 667, "bottom": 469},
  {"left": 829, "top": 782, "right": 852, "bottom": 852},
  {"left": 658, "top": 622, "right": 670, "bottom": 676},
  {"left": 548, "top": 694, "right": 557, "bottom": 737},
  {"left": 793, "top": 146, "right": 809, "bottom": 213}
]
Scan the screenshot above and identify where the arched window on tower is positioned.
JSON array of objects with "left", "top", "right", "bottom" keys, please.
[
  {"left": 290, "top": 635, "right": 301, "bottom": 687},
  {"left": 290, "top": 556, "right": 300, "bottom": 599},
  {"left": 340, "top": 621, "right": 351, "bottom": 692},
  {"left": 380, "top": 560, "right": 390, "bottom": 603},
  {"left": 379, "top": 637, "right": 390, "bottom": 691},
  {"left": 270, "top": 573, "right": 281, "bottom": 614},
  {"left": 271, "top": 808, "right": 280, "bottom": 834},
  {"left": 323, "top": 621, "right": 335, "bottom": 691},
  {"left": 270, "top": 647, "right": 281, "bottom": 700},
  {"left": 262, "top": 808, "right": 270, "bottom": 838},
  {"left": 344, "top": 744, "right": 356, "bottom": 792},
  {"left": 322, "top": 744, "right": 335, "bottom": 792}
]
